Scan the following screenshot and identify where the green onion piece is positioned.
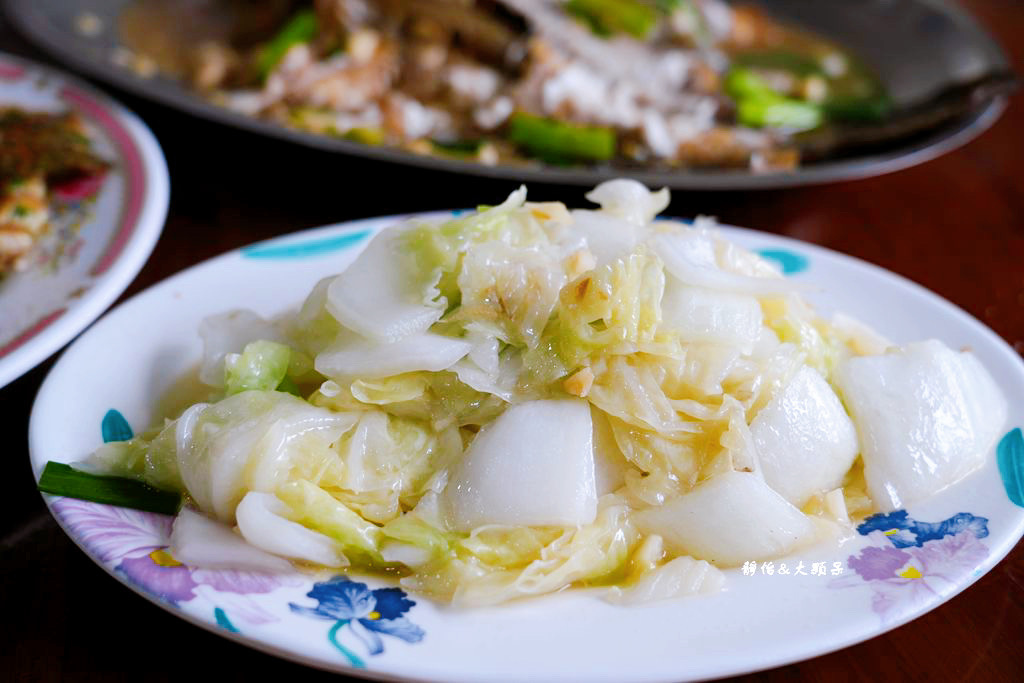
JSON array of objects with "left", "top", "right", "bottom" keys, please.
[
  {"left": 38, "top": 461, "right": 182, "bottom": 515},
  {"left": 826, "top": 59, "right": 886, "bottom": 98},
  {"left": 820, "top": 56, "right": 889, "bottom": 123},
  {"left": 727, "top": 61, "right": 888, "bottom": 126},
  {"left": 431, "top": 138, "right": 484, "bottom": 155},
  {"left": 507, "top": 113, "right": 616, "bottom": 163},
  {"left": 737, "top": 96, "right": 823, "bottom": 130},
  {"left": 339, "top": 127, "right": 385, "bottom": 145},
  {"left": 726, "top": 68, "right": 823, "bottom": 131},
  {"left": 566, "top": 0, "right": 661, "bottom": 39},
  {"left": 277, "top": 375, "right": 302, "bottom": 397},
  {"left": 733, "top": 51, "right": 826, "bottom": 78},
  {"left": 256, "top": 9, "right": 318, "bottom": 79},
  {"left": 724, "top": 67, "right": 777, "bottom": 100},
  {"left": 822, "top": 94, "right": 892, "bottom": 123}
]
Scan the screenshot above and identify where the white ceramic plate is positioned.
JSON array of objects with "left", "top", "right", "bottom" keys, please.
[
  {"left": 0, "top": 52, "right": 168, "bottom": 388},
  {"left": 29, "top": 215, "right": 1024, "bottom": 682}
]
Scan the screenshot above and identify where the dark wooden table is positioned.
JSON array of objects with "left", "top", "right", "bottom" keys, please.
[{"left": 3, "top": 2, "right": 1023, "bottom": 681}]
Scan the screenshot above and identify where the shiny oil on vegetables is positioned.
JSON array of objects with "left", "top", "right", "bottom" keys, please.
[{"left": 74, "top": 180, "right": 1006, "bottom": 606}]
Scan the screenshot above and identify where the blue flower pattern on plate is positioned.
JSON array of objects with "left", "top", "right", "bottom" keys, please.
[
  {"left": 88, "top": 409, "right": 424, "bottom": 670},
  {"left": 290, "top": 577, "right": 425, "bottom": 668},
  {"left": 831, "top": 510, "right": 990, "bottom": 622},
  {"left": 857, "top": 510, "right": 989, "bottom": 548}
]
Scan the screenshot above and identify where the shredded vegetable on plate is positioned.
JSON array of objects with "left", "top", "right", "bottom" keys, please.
[{"left": 61, "top": 179, "right": 1007, "bottom": 606}]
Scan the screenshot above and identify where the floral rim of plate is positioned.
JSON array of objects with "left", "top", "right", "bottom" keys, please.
[{"left": 29, "top": 214, "right": 1024, "bottom": 683}]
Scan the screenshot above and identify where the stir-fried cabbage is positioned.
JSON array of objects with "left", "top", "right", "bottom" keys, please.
[{"left": 87, "top": 179, "right": 1008, "bottom": 607}]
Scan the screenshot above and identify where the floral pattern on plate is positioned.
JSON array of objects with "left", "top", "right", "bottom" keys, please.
[
  {"left": 290, "top": 577, "right": 426, "bottom": 668},
  {"left": 52, "top": 408, "right": 426, "bottom": 658},
  {"left": 50, "top": 497, "right": 301, "bottom": 626},
  {"left": 831, "top": 510, "right": 990, "bottom": 622}
]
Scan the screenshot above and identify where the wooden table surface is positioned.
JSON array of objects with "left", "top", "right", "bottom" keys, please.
[{"left": 2, "top": 2, "right": 1023, "bottom": 680}]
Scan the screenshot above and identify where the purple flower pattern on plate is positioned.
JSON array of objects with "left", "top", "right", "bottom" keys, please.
[
  {"left": 831, "top": 511, "right": 989, "bottom": 622},
  {"left": 51, "top": 497, "right": 301, "bottom": 624}
]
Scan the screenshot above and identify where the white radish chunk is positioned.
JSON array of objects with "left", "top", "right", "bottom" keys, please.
[
  {"left": 445, "top": 399, "right": 597, "bottom": 530},
  {"left": 831, "top": 312, "right": 892, "bottom": 356},
  {"left": 634, "top": 470, "right": 815, "bottom": 566},
  {"left": 585, "top": 178, "right": 669, "bottom": 226},
  {"left": 379, "top": 540, "right": 433, "bottom": 568},
  {"left": 315, "top": 330, "right": 473, "bottom": 381},
  {"left": 169, "top": 507, "right": 294, "bottom": 573},
  {"left": 751, "top": 366, "right": 859, "bottom": 507},
  {"left": 661, "top": 280, "right": 764, "bottom": 354},
  {"left": 235, "top": 492, "right": 348, "bottom": 567},
  {"left": 591, "top": 406, "right": 630, "bottom": 495},
  {"left": 326, "top": 226, "right": 444, "bottom": 343},
  {"left": 569, "top": 210, "right": 640, "bottom": 265},
  {"left": 681, "top": 343, "right": 744, "bottom": 396},
  {"left": 649, "top": 231, "right": 795, "bottom": 296},
  {"left": 605, "top": 556, "right": 725, "bottom": 604},
  {"left": 836, "top": 340, "right": 1008, "bottom": 511}
]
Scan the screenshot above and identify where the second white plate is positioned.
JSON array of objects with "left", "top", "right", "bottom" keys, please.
[{"left": 0, "top": 51, "right": 168, "bottom": 388}]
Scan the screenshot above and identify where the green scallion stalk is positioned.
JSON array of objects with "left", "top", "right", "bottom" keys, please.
[
  {"left": 822, "top": 94, "right": 892, "bottom": 123},
  {"left": 431, "top": 138, "right": 484, "bottom": 155},
  {"left": 507, "top": 113, "right": 616, "bottom": 163},
  {"left": 724, "top": 67, "right": 777, "bottom": 101},
  {"left": 339, "top": 127, "right": 386, "bottom": 145},
  {"left": 737, "top": 96, "right": 823, "bottom": 130},
  {"left": 37, "top": 461, "right": 182, "bottom": 515},
  {"left": 277, "top": 375, "right": 303, "bottom": 397},
  {"left": 256, "top": 9, "right": 318, "bottom": 79},
  {"left": 727, "top": 59, "right": 890, "bottom": 125},
  {"left": 566, "top": 0, "right": 661, "bottom": 39},
  {"left": 725, "top": 67, "right": 823, "bottom": 131},
  {"left": 733, "top": 51, "right": 826, "bottom": 78}
]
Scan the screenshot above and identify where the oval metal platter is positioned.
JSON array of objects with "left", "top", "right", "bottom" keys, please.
[{"left": 4, "top": 0, "right": 1013, "bottom": 190}]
